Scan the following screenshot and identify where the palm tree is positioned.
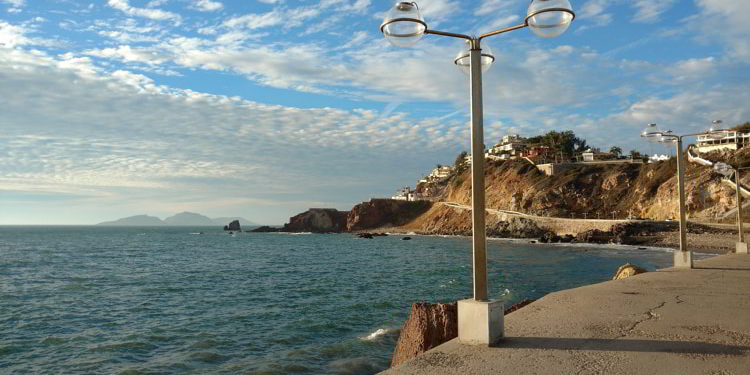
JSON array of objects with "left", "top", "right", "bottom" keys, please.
[{"left": 609, "top": 146, "right": 622, "bottom": 157}]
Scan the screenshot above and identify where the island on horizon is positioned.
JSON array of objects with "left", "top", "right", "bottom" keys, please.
[{"left": 96, "top": 212, "right": 257, "bottom": 227}]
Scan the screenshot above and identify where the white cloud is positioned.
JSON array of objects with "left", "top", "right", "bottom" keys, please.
[
  {"left": 694, "top": 0, "right": 750, "bottom": 59},
  {"left": 632, "top": 0, "right": 676, "bottom": 23},
  {"left": 2, "top": 0, "right": 24, "bottom": 12},
  {"left": 577, "top": 0, "right": 613, "bottom": 28},
  {"left": 670, "top": 56, "right": 715, "bottom": 81},
  {"left": 0, "top": 21, "right": 28, "bottom": 47},
  {"left": 193, "top": 0, "right": 223, "bottom": 12},
  {"left": 0, "top": 46, "right": 469, "bottom": 222},
  {"left": 474, "top": 0, "right": 513, "bottom": 16},
  {"left": 107, "top": 0, "right": 182, "bottom": 23}
]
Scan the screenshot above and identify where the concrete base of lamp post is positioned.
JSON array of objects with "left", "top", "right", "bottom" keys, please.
[
  {"left": 674, "top": 250, "right": 693, "bottom": 268},
  {"left": 736, "top": 242, "right": 748, "bottom": 254},
  {"left": 457, "top": 299, "right": 504, "bottom": 346}
]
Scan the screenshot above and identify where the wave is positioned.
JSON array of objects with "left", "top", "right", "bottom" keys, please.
[{"left": 360, "top": 327, "right": 397, "bottom": 341}]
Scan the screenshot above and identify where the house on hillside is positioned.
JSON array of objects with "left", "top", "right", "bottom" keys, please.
[
  {"left": 696, "top": 130, "right": 750, "bottom": 153},
  {"left": 486, "top": 134, "right": 527, "bottom": 159},
  {"left": 391, "top": 186, "right": 416, "bottom": 201},
  {"left": 522, "top": 145, "right": 555, "bottom": 163},
  {"left": 580, "top": 148, "right": 616, "bottom": 162}
]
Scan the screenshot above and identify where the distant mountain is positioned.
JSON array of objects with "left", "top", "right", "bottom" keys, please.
[
  {"left": 97, "top": 215, "right": 165, "bottom": 226},
  {"left": 211, "top": 217, "right": 256, "bottom": 226},
  {"left": 163, "top": 212, "right": 215, "bottom": 226}
]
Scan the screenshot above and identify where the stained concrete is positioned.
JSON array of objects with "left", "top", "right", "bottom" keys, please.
[{"left": 380, "top": 254, "right": 750, "bottom": 375}]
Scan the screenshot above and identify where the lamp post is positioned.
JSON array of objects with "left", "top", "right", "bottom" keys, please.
[
  {"left": 381, "top": 0, "right": 574, "bottom": 345},
  {"left": 713, "top": 162, "right": 749, "bottom": 254},
  {"left": 641, "top": 123, "right": 727, "bottom": 267}
]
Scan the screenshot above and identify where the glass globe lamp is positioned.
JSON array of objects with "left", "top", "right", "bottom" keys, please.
[
  {"left": 381, "top": 2, "right": 427, "bottom": 48},
  {"left": 454, "top": 41, "right": 495, "bottom": 75},
  {"left": 641, "top": 123, "right": 663, "bottom": 143},
  {"left": 705, "top": 119, "right": 727, "bottom": 140},
  {"left": 526, "top": 0, "right": 575, "bottom": 38}
]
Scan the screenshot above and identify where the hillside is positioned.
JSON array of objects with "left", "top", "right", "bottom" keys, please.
[
  {"left": 425, "top": 158, "right": 743, "bottom": 221},
  {"left": 163, "top": 212, "right": 215, "bottom": 226},
  {"left": 97, "top": 212, "right": 254, "bottom": 226},
  {"left": 97, "top": 215, "right": 165, "bottom": 226}
]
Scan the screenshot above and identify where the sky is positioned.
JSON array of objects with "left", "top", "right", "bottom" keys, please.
[{"left": 0, "top": 0, "right": 748, "bottom": 225}]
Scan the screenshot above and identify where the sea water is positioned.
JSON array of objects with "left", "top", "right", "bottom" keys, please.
[{"left": 0, "top": 226, "right": 708, "bottom": 374}]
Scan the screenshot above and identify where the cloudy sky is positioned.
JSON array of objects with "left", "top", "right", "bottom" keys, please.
[{"left": 0, "top": 0, "right": 748, "bottom": 225}]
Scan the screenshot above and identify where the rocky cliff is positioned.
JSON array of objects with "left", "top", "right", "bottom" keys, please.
[
  {"left": 282, "top": 208, "right": 349, "bottom": 233},
  {"left": 347, "top": 199, "right": 432, "bottom": 232},
  {"left": 390, "top": 302, "right": 457, "bottom": 367},
  {"left": 435, "top": 159, "right": 742, "bottom": 221}
]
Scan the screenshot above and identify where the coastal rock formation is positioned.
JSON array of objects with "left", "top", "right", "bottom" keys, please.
[
  {"left": 249, "top": 225, "right": 282, "bottom": 232},
  {"left": 613, "top": 263, "right": 648, "bottom": 280},
  {"left": 390, "top": 302, "right": 457, "bottom": 367},
  {"left": 283, "top": 208, "right": 349, "bottom": 233},
  {"left": 223, "top": 219, "right": 241, "bottom": 231},
  {"left": 347, "top": 199, "right": 432, "bottom": 232}
]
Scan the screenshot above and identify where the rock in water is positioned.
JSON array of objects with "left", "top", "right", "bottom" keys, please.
[
  {"left": 249, "top": 226, "right": 281, "bottom": 232},
  {"left": 613, "top": 263, "right": 648, "bottom": 280},
  {"left": 390, "top": 302, "right": 457, "bottom": 367},
  {"left": 224, "top": 220, "right": 241, "bottom": 231}
]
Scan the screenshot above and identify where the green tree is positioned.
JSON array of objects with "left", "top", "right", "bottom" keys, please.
[
  {"left": 609, "top": 146, "right": 622, "bottom": 157},
  {"left": 455, "top": 151, "right": 468, "bottom": 167},
  {"left": 539, "top": 130, "right": 588, "bottom": 157}
]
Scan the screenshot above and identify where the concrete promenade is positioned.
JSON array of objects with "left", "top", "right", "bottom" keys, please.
[{"left": 381, "top": 254, "right": 750, "bottom": 375}]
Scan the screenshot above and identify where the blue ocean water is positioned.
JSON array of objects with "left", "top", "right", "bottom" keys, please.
[{"left": 0, "top": 226, "right": 700, "bottom": 374}]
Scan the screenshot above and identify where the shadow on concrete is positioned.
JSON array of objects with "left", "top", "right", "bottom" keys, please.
[{"left": 496, "top": 337, "right": 749, "bottom": 355}]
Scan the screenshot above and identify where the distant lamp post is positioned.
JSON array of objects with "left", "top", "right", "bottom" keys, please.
[
  {"left": 713, "top": 162, "right": 749, "bottom": 254},
  {"left": 381, "top": 0, "right": 575, "bottom": 345},
  {"left": 640, "top": 122, "right": 729, "bottom": 267}
]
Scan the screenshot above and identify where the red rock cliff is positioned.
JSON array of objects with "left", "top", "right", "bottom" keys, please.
[
  {"left": 390, "top": 302, "right": 457, "bottom": 367},
  {"left": 347, "top": 199, "right": 432, "bottom": 232}
]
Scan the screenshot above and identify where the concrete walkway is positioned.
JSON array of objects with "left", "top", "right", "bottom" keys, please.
[{"left": 381, "top": 254, "right": 750, "bottom": 375}]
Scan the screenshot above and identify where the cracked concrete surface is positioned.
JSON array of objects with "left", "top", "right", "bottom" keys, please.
[{"left": 380, "top": 254, "right": 750, "bottom": 375}]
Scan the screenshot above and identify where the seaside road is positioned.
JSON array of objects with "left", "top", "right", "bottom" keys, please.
[
  {"left": 438, "top": 202, "right": 632, "bottom": 235},
  {"left": 380, "top": 254, "right": 750, "bottom": 375}
]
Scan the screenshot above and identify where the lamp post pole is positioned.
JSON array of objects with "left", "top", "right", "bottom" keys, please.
[
  {"left": 735, "top": 168, "right": 744, "bottom": 244},
  {"left": 675, "top": 137, "right": 688, "bottom": 254},
  {"left": 468, "top": 43, "right": 488, "bottom": 300}
]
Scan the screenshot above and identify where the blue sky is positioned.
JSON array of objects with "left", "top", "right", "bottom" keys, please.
[{"left": 0, "top": 0, "right": 748, "bottom": 225}]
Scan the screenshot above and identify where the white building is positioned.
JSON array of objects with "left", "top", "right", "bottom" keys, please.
[
  {"left": 486, "top": 134, "right": 526, "bottom": 159},
  {"left": 649, "top": 154, "right": 670, "bottom": 163},
  {"left": 429, "top": 166, "right": 452, "bottom": 179},
  {"left": 391, "top": 186, "right": 416, "bottom": 201},
  {"left": 696, "top": 131, "right": 750, "bottom": 153}
]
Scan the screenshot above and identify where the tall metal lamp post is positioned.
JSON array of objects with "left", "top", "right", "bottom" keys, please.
[
  {"left": 380, "top": 0, "right": 575, "bottom": 345},
  {"left": 641, "top": 123, "right": 727, "bottom": 268},
  {"left": 713, "top": 162, "right": 749, "bottom": 254}
]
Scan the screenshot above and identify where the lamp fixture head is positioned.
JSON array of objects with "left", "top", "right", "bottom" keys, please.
[
  {"left": 526, "top": 0, "right": 575, "bottom": 38},
  {"left": 381, "top": 2, "right": 427, "bottom": 48}
]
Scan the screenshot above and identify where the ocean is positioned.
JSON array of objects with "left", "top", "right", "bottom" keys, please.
[{"left": 0, "top": 226, "right": 706, "bottom": 374}]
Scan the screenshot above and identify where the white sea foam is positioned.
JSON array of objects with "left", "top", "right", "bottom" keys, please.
[{"left": 360, "top": 328, "right": 395, "bottom": 341}]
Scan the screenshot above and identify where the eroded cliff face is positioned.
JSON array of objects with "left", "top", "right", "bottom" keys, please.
[
  {"left": 436, "top": 159, "right": 742, "bottom": 221},
  {"left": 283, "top": 208, "right": 349, "bottom": 233},
  {"left": 347, "top": 199, "right": 431, "bottom": 232}
]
